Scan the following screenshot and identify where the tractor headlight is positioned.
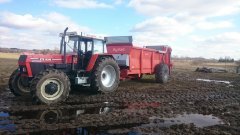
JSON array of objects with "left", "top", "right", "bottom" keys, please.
[
  {"left": 22, "top": 67, "right": 27, "bottom": 72},
  {"left": 19, "top": 66, "right": 27, "bottom": 73}
]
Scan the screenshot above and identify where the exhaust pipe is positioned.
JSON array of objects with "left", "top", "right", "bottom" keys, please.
[{"left": 63, "top": 27, "right": 68, "bottom": 64}]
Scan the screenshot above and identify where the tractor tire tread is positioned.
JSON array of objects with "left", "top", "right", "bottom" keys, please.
[
  {"left": 91, "top": 57, "right": 120, "bottom": 93},
  {"left": 8, "top": 69, "right": 30, "bottom": 96},
  {"left": 30, "top": 69, "right": 70, "bottom": 105}
]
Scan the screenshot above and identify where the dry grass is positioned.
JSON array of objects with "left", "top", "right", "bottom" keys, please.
[
  {"left": 0, "top": 52, "right": 20, "bottom": 59},
  {"left": 0, "top": 53, "right": 19, "bottom": 85},
  {"left": 0, "top": 58, "right": 18, "bottom": 85}
]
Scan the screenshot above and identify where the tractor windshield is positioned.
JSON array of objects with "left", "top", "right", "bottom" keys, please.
[
  {"left": 94, "top": 39, "right": 106, "bottom": 54},
  {"left": 78, "top": 39, "right": 105, "bottom": 54},
  {"left": 60, "top": 34, "right": 106, "bottom": 55},
  {"left": 64, "top": 37, "right": 78, "bottom": 54}
]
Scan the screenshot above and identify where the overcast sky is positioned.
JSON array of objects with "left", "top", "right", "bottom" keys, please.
[{"left": 0, "top": 0, "right": 239, "bottom": 59}]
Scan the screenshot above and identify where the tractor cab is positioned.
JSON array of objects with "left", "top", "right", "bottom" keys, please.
[{"left": 59, "top": 28, "right": 106, "bottom": 70}]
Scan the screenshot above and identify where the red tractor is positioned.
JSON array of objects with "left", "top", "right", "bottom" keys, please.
[{"left": 9, "top": 28, "right": 172, "bottom": 105}]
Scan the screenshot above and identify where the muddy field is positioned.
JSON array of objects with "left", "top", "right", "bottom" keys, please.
[{"left": 0, "top": 58, "right": 240, "bottom": 135}]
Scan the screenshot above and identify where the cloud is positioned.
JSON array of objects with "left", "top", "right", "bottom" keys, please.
[
  {"left": 53, "top": 0, "right": 113, "bottom": 9},
  {"left": 131, "top": 16, "right": 194, "bottom": 45},
  {"left": 195, "top": 32, "right": 240, "bottom": 45},
  {"left": 128, "top": 0, "right": 240, "bottom": 18},
  {"left": 196, "top": 20, "right": 234, "bottom": 30},
  {"left": 0, "top": 12, "right": 90, "bottom": 34},
  {"left": 0, "top": 12, "right": 50, "bottom": 30},
  {"left": 130, "top": 16, "right": 239, "bottom": 58},
  {"left": 190, "top": 32, "right": 240, "bottom": 59},
  {"left": 114, "top": 0, "right": 123, "bottom": 5},
  {"left": 0, "top": 0, "right": 10, "bottom": 4},
  {"left": 132, "top": 17, "right": 193, "bottom": 36},
  {"left": 0, "top": 12, "right": 91, "bottom": 49},
  {"left": 128, "top": 0, "right": 240, "bottom": 58}
]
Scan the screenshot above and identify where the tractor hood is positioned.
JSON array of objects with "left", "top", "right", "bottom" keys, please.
[
  {"left": 18, "top": 54, "right": 75, "bottom": 64},
  {"left": 18, "top": 54, "right": 76, "bottom": 77}
]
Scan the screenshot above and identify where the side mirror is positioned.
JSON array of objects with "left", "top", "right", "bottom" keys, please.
[{"left": 64, "top": 36, "right": 69, "bottom": 43}]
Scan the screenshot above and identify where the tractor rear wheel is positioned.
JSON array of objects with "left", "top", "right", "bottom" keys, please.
[
  {"left": 30, "top": 69, "right": 70, "bottom": 105},
  {"left": 8, "top": 69, "right": 30, "bottom": 96},
  {"left": 91, "top": 57, "right": 120, "bottom": 93},
  {"left": 155, "top": 64, "right": 169, "bottom": 83}
]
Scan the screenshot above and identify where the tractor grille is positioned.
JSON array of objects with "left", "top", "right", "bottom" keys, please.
[{"left": 18, "top": 55, "right": 27, "bottom": 63}]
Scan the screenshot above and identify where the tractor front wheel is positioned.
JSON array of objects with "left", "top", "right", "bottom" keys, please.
[
  {"left": 91, "top": 57, "right": 120, "bottom": 93},
  {"left": 155, "top": 64, "right": 169, "bottom": 83},
  {"left": 8, "top": 69, "right": 30, "bottom": 96},
  {"left": 30, "top": 69, "right": 70, "bottom": 105}
]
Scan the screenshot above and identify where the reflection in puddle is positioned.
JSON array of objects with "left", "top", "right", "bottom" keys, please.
[
  {"left": 148, "top": 113, "right": 224, "bottom": 128},
  {"left": 0, "top": 102, "right": 224, "bottom": 135},
  {"left": 0, "top": 112, "right": 15, "bottom": 133},
  {"left": 0, "top": 104, "right": 117, "bottom": 134}
]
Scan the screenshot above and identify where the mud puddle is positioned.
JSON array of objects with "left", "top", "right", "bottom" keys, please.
[
  {"left": 0, "top": 101, "right": 152, "bottom": 134},
  {"left": 196, "top": 78, "right": 233, "bottom": 86},
  {"left": 147, "top": 113, "right": 224, "bottom": 128},
  {"left": 0, "top": 108, "right": 225, "bottom": 134}
]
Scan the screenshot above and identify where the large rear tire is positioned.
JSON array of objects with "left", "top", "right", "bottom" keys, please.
[
  {"left": 30, "top": 69, "right": 70, "bottom": 105},
  {"left": 155, "top": 64, "right": 169, "bottom": 83},
  {"left": 91, "top": 57, "right": 120, "bottom": 93},
  {"left": 8, "top": 69, "right": 30, "bottom": 96}
]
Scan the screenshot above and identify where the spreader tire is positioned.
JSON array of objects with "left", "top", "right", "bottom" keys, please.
[
  {"left": 155, "top": 64, "right": 169, "bottom": 84},
  {"left": 91, "top": 57, "right": 120, "bottom": 93},
  {"left": 8, "top": 69, "right": 30, "bottom": 96},
  {"left": 30, "top": 69, "right": 70, "bottom": 105}
]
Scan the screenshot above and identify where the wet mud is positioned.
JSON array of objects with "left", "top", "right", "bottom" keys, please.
[{"left": 0, "top": 70, "right": 240, "bottom": 134}]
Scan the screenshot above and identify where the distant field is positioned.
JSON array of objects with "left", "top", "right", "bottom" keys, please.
[
  {"left": 0, "top": 52, "right": 20, "bottom": 59},
  {"left": 173, "top": 59, "right": 238, "bottom": 72},
  {"left": 0, "top": 58, "right": 17, "bottom": 85},
  {"left": 0, "top": 53, "right": 20, "bottom": 85}
]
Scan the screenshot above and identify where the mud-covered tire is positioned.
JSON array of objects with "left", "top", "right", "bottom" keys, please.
[
  {"left": 39, "top": 110, "right": 62, "bottom": 124},
  {"left": 8, "top": 69, "right": 30, "bottom": 96},
  {"left": 155, "top": 64, "right": 169, "bottom": 83},
  {"left": 91, "top": 57, "right": 120, "bottom": 93},
  {"left": 30, "top": 69, "right": 70, "bottom": 105}
]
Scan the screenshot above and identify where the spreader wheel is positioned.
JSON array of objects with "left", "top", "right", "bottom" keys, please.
[
  {"left": 155, "top": 64, "right": 169, "bottom": 83},
  {"left": 30, "top": 69, "right": 70, "bottom": 105}
]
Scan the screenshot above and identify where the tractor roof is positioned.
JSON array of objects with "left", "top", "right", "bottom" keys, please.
[{"left": 59, "top": 32, "right": 104, "bottom": 41}]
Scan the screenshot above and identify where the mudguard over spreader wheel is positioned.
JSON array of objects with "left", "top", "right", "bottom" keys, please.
[
  {"left": 155, "top": 64, "right": 169, "bottom": 84},
  {"left": 8, "top": 69, "right": 30, "bottom": 96},
  {"left": 91, "top": 57, "right": 120, "bottom": 93},
  {"left": 30, "top": 69, "right": 70, "bottom": 105}
]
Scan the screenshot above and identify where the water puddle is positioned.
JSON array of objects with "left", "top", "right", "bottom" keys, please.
[
  {"left": 0, "top": 106, "right": 142, "bottom": 135},
  {"left": 0, "top": 103, "right": 224, "bottom": 134},
  {"left": 148, "top": 113, "right": 224, "bottom": 128},
  {"left": 0, "top": 112, "right": 15, "bottom": 133},
  {"left": 196, "top": 78, "right": 232, "bottom": 87}
]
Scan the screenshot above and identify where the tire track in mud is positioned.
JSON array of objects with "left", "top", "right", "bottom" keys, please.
[{"left": 0, "top": 83, "right": 239, "bottom": 111}]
